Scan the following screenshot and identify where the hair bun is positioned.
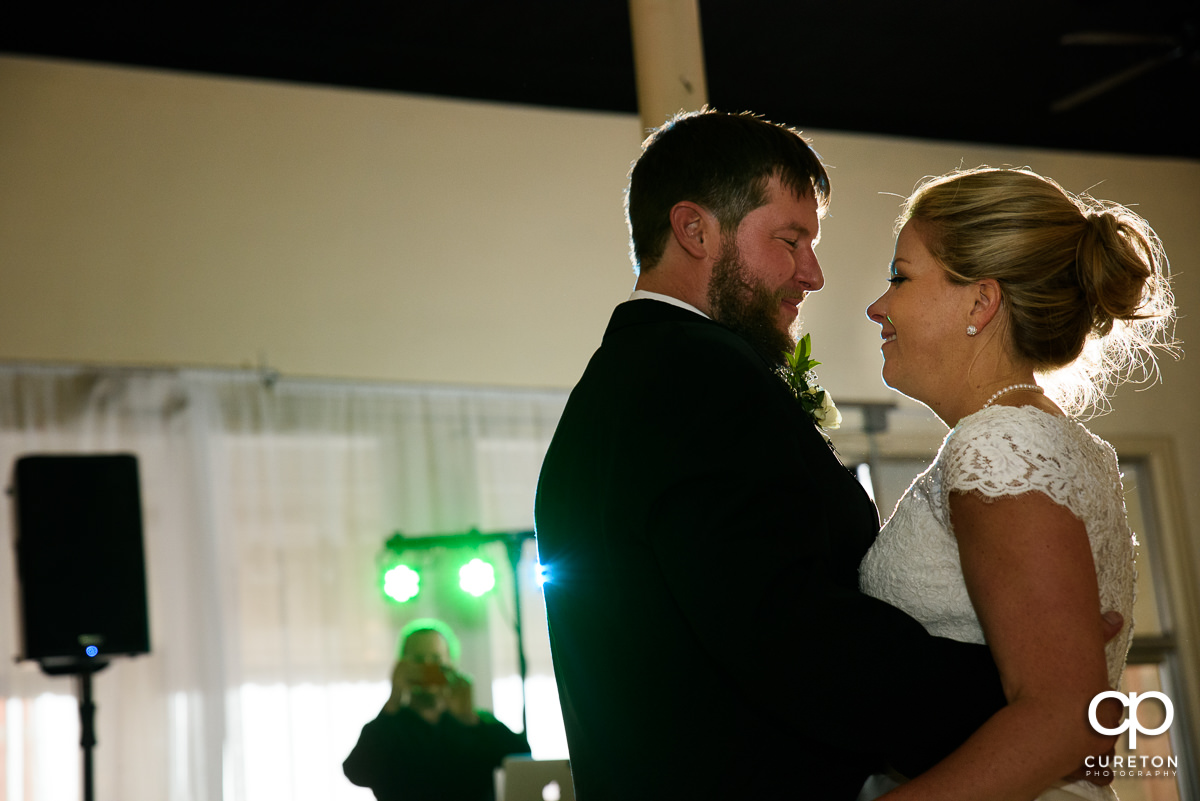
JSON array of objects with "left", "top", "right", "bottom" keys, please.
[{"left": 1075, "top": 206, "right": 1156, "bottom": 338}]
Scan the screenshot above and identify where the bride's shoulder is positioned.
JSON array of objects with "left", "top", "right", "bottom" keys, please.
[
  {"left": 950, "top": 404, "right": 1075, "bottom": 448},
  {"left": 940, "top": 408, "right": 1127, "bottom": 535},
  {"left": 941, "top": 406, "right": 1113, "bottom": 494}
]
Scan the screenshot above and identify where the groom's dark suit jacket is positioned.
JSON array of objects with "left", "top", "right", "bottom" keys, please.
[{"left": 535, "top": 300, "right": 1005, "bottom": 800}]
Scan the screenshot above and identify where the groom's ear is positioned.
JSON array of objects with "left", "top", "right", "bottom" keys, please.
[{"left": 669, "top": 201, "right": 717, "bottom": 260}]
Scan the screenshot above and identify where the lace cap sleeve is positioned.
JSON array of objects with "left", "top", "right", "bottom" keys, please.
[{"left": 941, "top": 407, "right": 1084, "bottom": 507}]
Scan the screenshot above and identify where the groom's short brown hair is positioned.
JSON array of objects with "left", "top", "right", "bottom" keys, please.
[{"left": 625, "top": 108, "right": 830, "bottom": 274}]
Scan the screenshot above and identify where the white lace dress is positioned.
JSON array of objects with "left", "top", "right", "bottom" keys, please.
[{"left": 858, "top": 405, "right": 1135, "bottom": 801}]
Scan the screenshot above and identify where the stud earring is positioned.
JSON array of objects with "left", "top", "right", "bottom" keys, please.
[{"left": 967, "top": 325, "right": 978, "bottom": 336}]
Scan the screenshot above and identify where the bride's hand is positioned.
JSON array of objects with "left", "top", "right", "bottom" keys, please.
[
  {"left": 1065, "top": 693, "right": 1121, "bottom": 786},
  {"left": 1065, "top": 610, "right": 1125, "bottom": 787}
]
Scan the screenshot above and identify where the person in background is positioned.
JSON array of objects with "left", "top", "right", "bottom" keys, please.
[{"left": 344, "top": 618, "right": 530, "bottom": 801}]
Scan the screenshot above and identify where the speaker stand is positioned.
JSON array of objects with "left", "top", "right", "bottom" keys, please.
[
  {"left": 78, "top": 665, "right": 98, "bottom": 801},
  {"left": 44, "top": 659, "right": 109, "bottom": 801}
]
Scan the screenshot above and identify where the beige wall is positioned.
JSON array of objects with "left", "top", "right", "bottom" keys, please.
[
  {"left": 3, "top": 53, "right": 1198, "bottom": 589},
  {"left": 0, "top": 55, "right": 641, "bottom": 387}
]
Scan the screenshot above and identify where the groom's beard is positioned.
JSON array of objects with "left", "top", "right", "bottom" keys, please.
[{"left": 707, "top": 243, "right": 799, "bottom": 368}]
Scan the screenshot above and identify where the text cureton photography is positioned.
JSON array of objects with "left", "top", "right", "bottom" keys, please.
[
  {"left": 1085, "top": 754, "right": 1179, "bottom": 779},
  {"left": 1086, "top": 690, "right": 1181, "bottom": 781}
]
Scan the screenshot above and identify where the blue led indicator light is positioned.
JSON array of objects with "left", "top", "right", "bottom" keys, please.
[{"left": 85, "top": 645, "right": 99, "bottom": 658}]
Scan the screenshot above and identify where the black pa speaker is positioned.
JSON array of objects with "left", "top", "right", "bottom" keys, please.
[{"left": 12, "top": 454, "right": 151, "bottom": 672}]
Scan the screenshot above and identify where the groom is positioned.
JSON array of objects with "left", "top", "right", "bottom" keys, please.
[{"left": 534, "top": 110, "right": 1010, "bottom": 799}]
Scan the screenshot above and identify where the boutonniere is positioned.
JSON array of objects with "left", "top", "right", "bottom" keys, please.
[{"left": 781, "top": 334, "right": 842, "bottom": 431}]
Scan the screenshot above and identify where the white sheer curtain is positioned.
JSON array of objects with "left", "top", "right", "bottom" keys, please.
[{"left": 0, "top": 365, "right": 568, "bottom": 801}]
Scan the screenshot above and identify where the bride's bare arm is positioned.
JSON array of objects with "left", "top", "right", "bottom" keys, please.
[{"left": 879, "top": 490, "right": 1118, "bottom": 801}]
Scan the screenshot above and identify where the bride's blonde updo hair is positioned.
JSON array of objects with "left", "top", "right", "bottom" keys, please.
[{"left": 900, "top": 166, "right": 1176, "bottom": 415}]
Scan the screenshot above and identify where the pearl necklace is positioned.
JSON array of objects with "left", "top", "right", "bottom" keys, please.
[{"left": 983, "top": 383, "right": 1044, "bottom": 408}]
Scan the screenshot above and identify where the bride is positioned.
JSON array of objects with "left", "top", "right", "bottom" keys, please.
[{"left": 859, "top": 167, "right": 1175, "bottom": 800}]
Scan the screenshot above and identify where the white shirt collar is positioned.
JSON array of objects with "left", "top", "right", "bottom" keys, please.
[{"left": 627, "top": 289, "right": 710, "bottom": 319}]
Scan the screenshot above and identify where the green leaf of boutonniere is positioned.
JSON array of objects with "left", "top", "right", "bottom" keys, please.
[{"left": 780, "top": 334, "right": 841, "bottom": 431}]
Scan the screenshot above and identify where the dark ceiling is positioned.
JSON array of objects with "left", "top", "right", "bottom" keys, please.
[{"left": 3, "top": 1, "right": 1197, "bottom": 160}]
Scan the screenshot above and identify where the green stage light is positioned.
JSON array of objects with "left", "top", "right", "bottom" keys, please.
[
  {"left": 458, "top": 557, "right": 495, "bottom": 597},
  {"left": 383, "top": 564, "right": 420, "bottom": 603}
]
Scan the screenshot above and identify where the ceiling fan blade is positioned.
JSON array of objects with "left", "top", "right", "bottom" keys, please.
[
  {"left": 1061, "top": 31, "right": 1179, "bottom": 47},
  {"left": 1051, "top": 47, "right": 1183, "bottom": 112}
]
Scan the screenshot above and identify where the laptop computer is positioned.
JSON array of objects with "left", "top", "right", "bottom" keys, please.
[{"left": 498, "top": 756, "right": 576, "bottom": 801}]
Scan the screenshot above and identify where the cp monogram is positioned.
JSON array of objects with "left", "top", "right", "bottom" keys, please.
[{"left": 1088, "top": 690, "right": 1174, "bottom": 748}]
